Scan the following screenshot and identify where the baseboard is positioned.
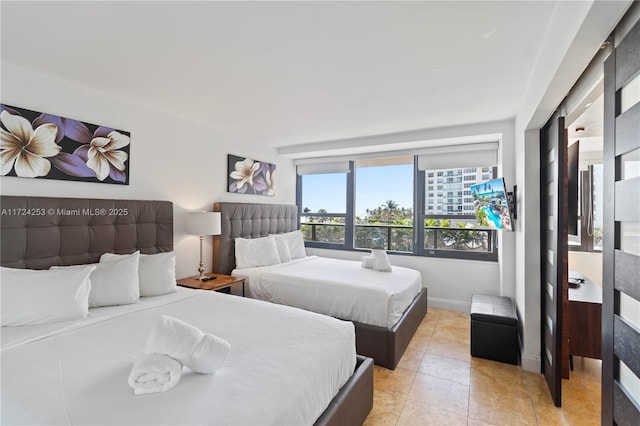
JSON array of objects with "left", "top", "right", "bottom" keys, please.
[
  {"left": 521, "top": 353, "right": 541, "bottom": 373},
  {"left": 427, "top": 297, "right": 470, "bottom": 314}
]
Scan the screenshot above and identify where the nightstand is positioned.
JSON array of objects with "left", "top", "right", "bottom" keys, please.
[{"left": 177, "top": 273, "right": 246, "bottom": 297}]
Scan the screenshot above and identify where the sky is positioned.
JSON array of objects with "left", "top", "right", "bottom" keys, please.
[{"left": 301, "top": 164, "right": 414, "bottom": 218}]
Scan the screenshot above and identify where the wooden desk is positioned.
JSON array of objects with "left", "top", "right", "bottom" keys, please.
[{"left": 568, "top": 271, "right": 602, "bottom": 360}]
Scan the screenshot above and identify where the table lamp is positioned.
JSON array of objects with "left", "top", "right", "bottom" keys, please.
[{"left": 187, "top": 211, "right": 221, "bottom": 280}]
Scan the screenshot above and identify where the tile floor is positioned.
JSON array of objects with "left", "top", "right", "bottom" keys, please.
[{"left": 364, "top": 307, "right": 602, "bottom": 426}]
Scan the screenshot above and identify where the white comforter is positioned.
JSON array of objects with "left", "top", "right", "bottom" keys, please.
[
  {"left": 1, "top": 289, "right": 356, "bottom": 426},
  {"left": 233, "top": 256, "right": 423, "bottom": 328}
]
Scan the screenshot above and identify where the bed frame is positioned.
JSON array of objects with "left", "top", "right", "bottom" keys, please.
[
  {"left": 213, "top": 201, "right": 428, "bottom": 369},
  {"left": 0, "top": 195, "right": 372, "bottom": 426}
]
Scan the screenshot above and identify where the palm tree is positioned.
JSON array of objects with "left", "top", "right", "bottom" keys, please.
[
  {"left": 318, "top": 208, "right": 328, "bottom": 223},
  {"left": 382, "top": 200, "right": 398, "bottom": 223}
]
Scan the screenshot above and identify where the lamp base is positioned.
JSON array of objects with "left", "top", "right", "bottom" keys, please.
[
  {"left": 197, "top": 264, "right": 206, "bottom": 280},
  {"left": 197, "top": 235, "right": 206, "bottom": 280}
]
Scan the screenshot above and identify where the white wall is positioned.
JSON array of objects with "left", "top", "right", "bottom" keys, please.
[
  {"left": 568, "top": 252, "right": 603, "bottom": 286},
  {"left": 0, "top": 61, "right": 513, "bottom": 312},
  {"left": 0, "top": 61, "right": 297, "bottom": 279},
  {"left": 513, "top": 0, "right": 631, "bottom": 372}
]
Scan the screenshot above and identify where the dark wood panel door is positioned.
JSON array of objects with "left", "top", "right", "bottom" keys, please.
[
  {"left": 602, "top": 16, "right": 640, "bottom": 426},
  {"left": 540, "top": 113, "right": 569, "bottom": 407}
]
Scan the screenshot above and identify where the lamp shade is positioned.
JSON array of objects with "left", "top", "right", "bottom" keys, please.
[{"left": 187, "top": 212, "right": 221, "bottom": 236}]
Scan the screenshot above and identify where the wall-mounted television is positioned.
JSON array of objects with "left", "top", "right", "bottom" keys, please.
[{"left": 470, "top": 177, "right": 514, "bottom": 231}]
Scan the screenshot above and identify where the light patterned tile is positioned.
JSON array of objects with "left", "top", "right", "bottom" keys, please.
[
  {"left": 397, "top": 399, "right": 468, "bottom": 426},
  {"left": 364, "top": 389, "right": 406, "bottom": 426},
  {"left": 468, "top": 389, "right": 537, "bottom": 426},
  {"left": 418, "top": 353, "right": 470, "bottom": 386},
  {"left": 522, "top": 370, "right": 552, "bottom": 404},
  {"left": 397, "top": 344, "right": 426, "bottom": 372},
  {"left": 371, "top": 307, "right": 602, "bottom": 426},
  {"left": 532, "top": 401, "right": 571, "bottom": 426},
  {"left": 374, "top": 365, "right": 416, "bottom": 397},
  {"left": 467, "top": 418, "right": 498, "bottom": 426},
  {"left": 470, "top": 357, "right": 529, "bottom": 399},
  {"left": 426, "top": 333, "right": 471, "bottom": 362},
  {"left": 406, "top": 372, "right": 470, "bottom": 417}
]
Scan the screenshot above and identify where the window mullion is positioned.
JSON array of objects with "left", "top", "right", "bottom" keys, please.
[
  {"left": 345, "top": 161, "right": 355, "bottom": 250},
  {"left": 296, "top": 173, "right": 302, "bottom": 230},
  {"left": 415, "top": 157, "right": 425, "bottom": 256}
]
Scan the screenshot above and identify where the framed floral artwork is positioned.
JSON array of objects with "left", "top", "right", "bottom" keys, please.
[
  {"left": 0, "top": 104, "right": 130, "bottom": 185},
  {"left": 227, "top": 154, "right": 275, "bottom": 196}
]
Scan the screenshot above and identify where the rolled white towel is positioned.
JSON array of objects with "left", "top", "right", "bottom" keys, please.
[
  {"left": 371, "top": 248, "right": 392, "bottom": 272},
  {"left": 189, "top": 333, "right": 232, "bottom": 374},
  {"left": 144, "top": 315, "right": 230, "bottom": 374},
  {"left": 361, "top": 255, "right": 374, "bottom": 269},
  {"left": 128, "top": 353, "right": 182, "bottom": 395}
]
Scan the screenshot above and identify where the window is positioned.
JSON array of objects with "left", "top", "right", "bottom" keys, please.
[
  {"left": 421, "top": 166, "right": 497, "bottom": 260},
  {"left": 354, "top": 157, "right": 414, "bottom": 252},
  {"left": 298, "top": 168, "right": 348, "bottom": 247},
  {"left": 297, "top": 150, "right": 498, "bottom": 261}
]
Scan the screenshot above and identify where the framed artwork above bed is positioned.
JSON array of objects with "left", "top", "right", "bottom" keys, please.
[
  {"left": 0, "top": 104, "right": 130, "bottom": 185},
  {"left": 227, "top": 154, "right": 275, "bottom": 196}
]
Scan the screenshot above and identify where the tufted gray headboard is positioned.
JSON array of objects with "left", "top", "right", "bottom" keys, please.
[
  {"left": 0, "top": 195, "right": 173, "bottom": 270},
  {"left": 213, "top": 202, "right": 298, "bottom": 275}
]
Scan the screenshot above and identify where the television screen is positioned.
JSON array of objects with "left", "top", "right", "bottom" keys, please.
[{"left": 470, "top": 178, "right": 513, "bottom": 231}]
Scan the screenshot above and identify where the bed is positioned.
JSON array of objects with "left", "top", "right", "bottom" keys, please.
[
  {"left": 213, "top": 202, "right": 428, "bottom": 370},
  {"left": 0, "top": 195, "right": 373, "bottom": 426}
]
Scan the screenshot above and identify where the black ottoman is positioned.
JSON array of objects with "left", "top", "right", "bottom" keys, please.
[{"left": 470, "top": 294, "right": 519, "bottom": 365}]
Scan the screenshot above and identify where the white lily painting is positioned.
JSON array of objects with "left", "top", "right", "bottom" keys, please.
[
  {"left": 228, "top": 154, "right": 275, "bottom": 196},
  {"left": 0, "top": 104, "right": 130, "bottom": 185}
]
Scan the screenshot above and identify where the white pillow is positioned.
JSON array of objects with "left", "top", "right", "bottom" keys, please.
[
  {"left": 272, "top": 234, "right": 292, "bottom": 263},
  {"left": 371, "top": 248, "right": 392, "bottom": 272},
  {"left": 101, "top": 251, "right": 177, "bottom": 297},
  {"left": 1, "top": 265, "right": 95, "bottom": 326},
  {"left": 279, "top": 230, "right": 306, "bottom": 259},
  {"left": 52, "top": 252, "right": 140, "bottom": 307},
  {"left": 235, "top": 235, "right": 281, "bottom": 269}
]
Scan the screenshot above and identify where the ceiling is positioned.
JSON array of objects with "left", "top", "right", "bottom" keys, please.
[
  {"left": 568, "top": 91, "right": 604, "bottom": 154},
  {"left": 1, "top": 1, "right": 559, "bottom": 148}
]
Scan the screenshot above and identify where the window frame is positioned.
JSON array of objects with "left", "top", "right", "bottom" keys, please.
[
  {"left": 296, "top": 163, "right": 353, "bottom": 250},
  {"left": 296, "top": 157, "right": 499, "bottom": 261},
  {"left": 416, "top": 165, "right": 498, "bottom": 261}
]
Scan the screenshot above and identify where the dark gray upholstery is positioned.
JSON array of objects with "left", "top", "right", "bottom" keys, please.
[
  {"left": 470, "top": 294, "right": 518, "bottom": 325},
  {"left": 213, "top": 202, "right": 297, "bottom": 274},
  {"left": 470, "top": 294, "right": 519, "bottom": 365},
  {"left": 0, "top": 196, "right": 173, "bottom": 269},
  {"left": 314, "top": 356, "right": 373, "bottom": 426}
]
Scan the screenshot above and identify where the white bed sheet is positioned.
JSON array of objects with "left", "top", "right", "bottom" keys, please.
[
  {"left": 1, "top": 289, "right": 356, "bottom": 426},
  {"left": 233, "top": 256, "right": 423, "bottom": 328}
]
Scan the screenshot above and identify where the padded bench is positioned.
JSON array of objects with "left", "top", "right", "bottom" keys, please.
[{"left": 470, "top": 294, "right": 519, "bottom": 365}]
